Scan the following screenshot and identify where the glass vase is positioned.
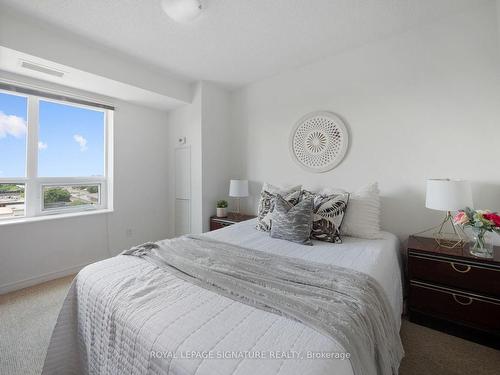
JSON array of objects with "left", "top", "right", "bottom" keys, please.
[{"left": 469, "top": 228, "right": 493, "bottom": 258}]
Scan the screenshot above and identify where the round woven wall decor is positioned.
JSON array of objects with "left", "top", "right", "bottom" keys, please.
[{"left": 289, "top": 111, "right": 349, "bottom": 173}]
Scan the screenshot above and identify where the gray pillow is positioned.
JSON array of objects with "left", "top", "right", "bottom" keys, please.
[
  {"left": 256, "top": 187, "right": 302, "bottom": 232},
  {"left": 270, "top": 194, "right": 314, "bottom": 245}
]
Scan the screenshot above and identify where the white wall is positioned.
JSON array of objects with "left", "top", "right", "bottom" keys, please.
[
  {"left": 0, "top": 77, "right": 171, "bottom": 293},
  {"left": 230, "top": 2, "right": 500, "bottom": 240},
  {"left": 107, "top": 103, "right": 170, "bottom": 253},
  {"left": 167, "top": 82, "right": 232, "bottom": 234},
  {"left": 497, "top": 0, "right": 500, "bottom": 47},
  {"left": 201, "top": 83, "right": 232, "bottom": 232}
]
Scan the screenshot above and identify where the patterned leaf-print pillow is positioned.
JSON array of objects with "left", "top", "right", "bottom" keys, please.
[
  {"left": 256, "top": 186, "right": 302, "bottom": 232},
  {"left": 301, "top": 190, "right": 350, "bottom": 243}
]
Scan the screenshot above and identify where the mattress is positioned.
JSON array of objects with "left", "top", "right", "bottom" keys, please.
[
  {"left": 43, "top": 219, "right": 403, "bottom": 375},
  {"left": 207, "top": 219, "right": 403, "bottom": 322}
]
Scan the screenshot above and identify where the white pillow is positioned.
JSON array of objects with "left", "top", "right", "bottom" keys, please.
[
  {"left": 262, "top": 183, "right": 302, "bottom": 195},
  {"left": 340, "top": 182, "right": 382, "bottom": 239}
]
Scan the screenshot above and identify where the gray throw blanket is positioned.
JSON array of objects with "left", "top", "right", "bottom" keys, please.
[{"left": 123, "top": 235, "right": 404, "bottom": 375}]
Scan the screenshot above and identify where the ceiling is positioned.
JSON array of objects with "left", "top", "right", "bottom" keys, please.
[{"left": 0, "top": 0, "right": 491, "bottom": 88}]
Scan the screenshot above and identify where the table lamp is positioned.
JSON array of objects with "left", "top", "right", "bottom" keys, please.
[
  {"left": 229, "top": 179, "right": 248, "bottom": 215},
  {"left": 425, "top": 178, "right": 473, "bottom": 248}
]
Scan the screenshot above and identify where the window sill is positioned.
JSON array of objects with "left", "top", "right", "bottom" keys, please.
[{"left": 0, "top": 208, "right": 114, "bottom": 227}]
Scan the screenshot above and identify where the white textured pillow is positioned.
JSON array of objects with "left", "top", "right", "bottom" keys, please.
[
  {"left": 339, "top": 183, "right": 382, "bottom": 239},
  {"left": 262, "top": 183, "right": 302, "bottom": 195}
]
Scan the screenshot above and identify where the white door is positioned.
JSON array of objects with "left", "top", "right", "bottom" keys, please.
[{"left": 174, "top": 147, "right": 191, "bottom": 235}]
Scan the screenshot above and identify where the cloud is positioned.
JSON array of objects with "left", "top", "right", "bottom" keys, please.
[
  {"left": 0, "top": 111, "right": 27, "bottom": 139},
  {"left": 38, "top": 141, "right": 48, "bottom": 150},
  {"left": 73, "top": 134, "right": 88, "bottom": 151}
]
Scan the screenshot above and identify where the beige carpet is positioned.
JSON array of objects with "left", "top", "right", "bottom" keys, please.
[
  {"left": 0, "top": 276, "right": 74, "bottom": 375},
  {"left": 1, "top": 276, "right": 499, "bottom": 375}
]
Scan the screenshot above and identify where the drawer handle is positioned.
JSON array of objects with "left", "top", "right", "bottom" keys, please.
[
  {"left": 452, "top": 294, "right": 473, "bottom": 306},
  {"left": 451, "top": 263, "right": 471, "bottom": 273}
]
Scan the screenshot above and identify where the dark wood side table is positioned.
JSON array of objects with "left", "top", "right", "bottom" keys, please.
[
  {"left": 209, "top": 213, "right": 256, "bottom": 231},
  {"left": 407, "top": 235, "right": 500, "bottom": 348}
]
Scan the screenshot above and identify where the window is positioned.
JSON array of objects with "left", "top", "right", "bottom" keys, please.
[
  {"left": 0, "top": 183, "right": 25, "bottom": 219},
  {"left": 43, "top": 184, "right": 101, "bottom": 211},
  {"left": 0, "top": 87, "right": 112, "bottom": 221}
]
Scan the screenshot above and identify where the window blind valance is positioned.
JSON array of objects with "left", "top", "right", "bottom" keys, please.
[{"left": 0, "top": 82, "right": 115, "bottom": 111}]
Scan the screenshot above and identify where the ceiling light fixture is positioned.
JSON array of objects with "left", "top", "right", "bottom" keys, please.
[{"left": 161, "top": 0, "right": 203, "bottom": 23}]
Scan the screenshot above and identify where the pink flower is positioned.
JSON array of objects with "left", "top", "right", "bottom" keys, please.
[
  {"left": 453, "top": 212, "right": 469, "bottom": 225},
  {"left": 483, "top": 213, "right": 500, "bottom": 227}
]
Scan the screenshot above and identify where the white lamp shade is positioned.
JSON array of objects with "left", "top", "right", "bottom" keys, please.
[
  {"left": 425, "top": 179, "right": 473, "bottom": 211},
  {"left": 161, "top": 0, "right": 202, "bottom": 23},
  {"left": 229, "top": 180, "right": 249, "bottom": 197}
]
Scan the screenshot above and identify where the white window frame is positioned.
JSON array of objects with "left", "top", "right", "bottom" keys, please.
[{"left": 0, "top": 88, "right": 113, "bottom": 221}]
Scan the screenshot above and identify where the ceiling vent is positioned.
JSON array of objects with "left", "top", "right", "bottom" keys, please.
[{"left": 20, "top": 60, "right": 65, "bottom": 78}]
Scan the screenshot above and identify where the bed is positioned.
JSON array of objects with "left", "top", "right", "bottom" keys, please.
[{"left": 42, "top": 219, "right": 404, "bottom": 375}]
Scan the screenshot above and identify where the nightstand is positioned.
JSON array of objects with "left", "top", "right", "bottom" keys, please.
[
  {"left": 209, "top": 213, "right": 256, "bottom": 231},
  {"left": 407, "top": 235, "right": 500, "bottom": 348}
]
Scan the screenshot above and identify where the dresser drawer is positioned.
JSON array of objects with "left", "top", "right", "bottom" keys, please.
[
  {"left": 210, "top": 220, "right": 231, "bottom": 231},
  {"left": 408, "top": 253, "right": 500, "bottom": 297},
  {"left": 409, "top": 282, "right": 500, "bottom": 333},
  {"left": 210, "top": 214, "right": 256, "bottom": 231}
]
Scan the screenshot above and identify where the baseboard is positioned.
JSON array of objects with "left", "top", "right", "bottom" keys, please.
[{"left": 0, "top": 262, "right": 90, "bottom": 295}]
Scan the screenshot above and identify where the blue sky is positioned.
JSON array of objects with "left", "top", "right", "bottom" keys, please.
[
  {"left": 0, "top": 92, "right": 27, "bottom": 177},
  {"left": 0, "top": 92, "right": 104, "bottom": 178},
  {"left": 39, "top": 100, "right": 104, "bottom": 177}
]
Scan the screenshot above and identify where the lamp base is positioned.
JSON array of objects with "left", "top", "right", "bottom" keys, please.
[
  {"left": 416, "top": 211, "right": 467, "bottom": 249},
  {"left": 434, "top": 234, "right": 465, "bottom": 249},
  {"left": 234, "top": 197, "right": 241, "bottom": 215}
]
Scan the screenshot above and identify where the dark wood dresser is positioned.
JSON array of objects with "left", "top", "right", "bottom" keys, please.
[
  {"left": 209, "top": 213, "right": 256, "bottom": 231},
  {"left": 407, "top": 235, "right": 500, "bottom": 347}
]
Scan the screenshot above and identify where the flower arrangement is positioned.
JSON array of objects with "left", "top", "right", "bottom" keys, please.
[{"left": 453, "top": 207, "right": 500, "bottom": 257}]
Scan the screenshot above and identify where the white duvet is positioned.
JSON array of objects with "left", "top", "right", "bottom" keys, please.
[{"left": 43, "top": 219, "right": 403, "bottom": 375}]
